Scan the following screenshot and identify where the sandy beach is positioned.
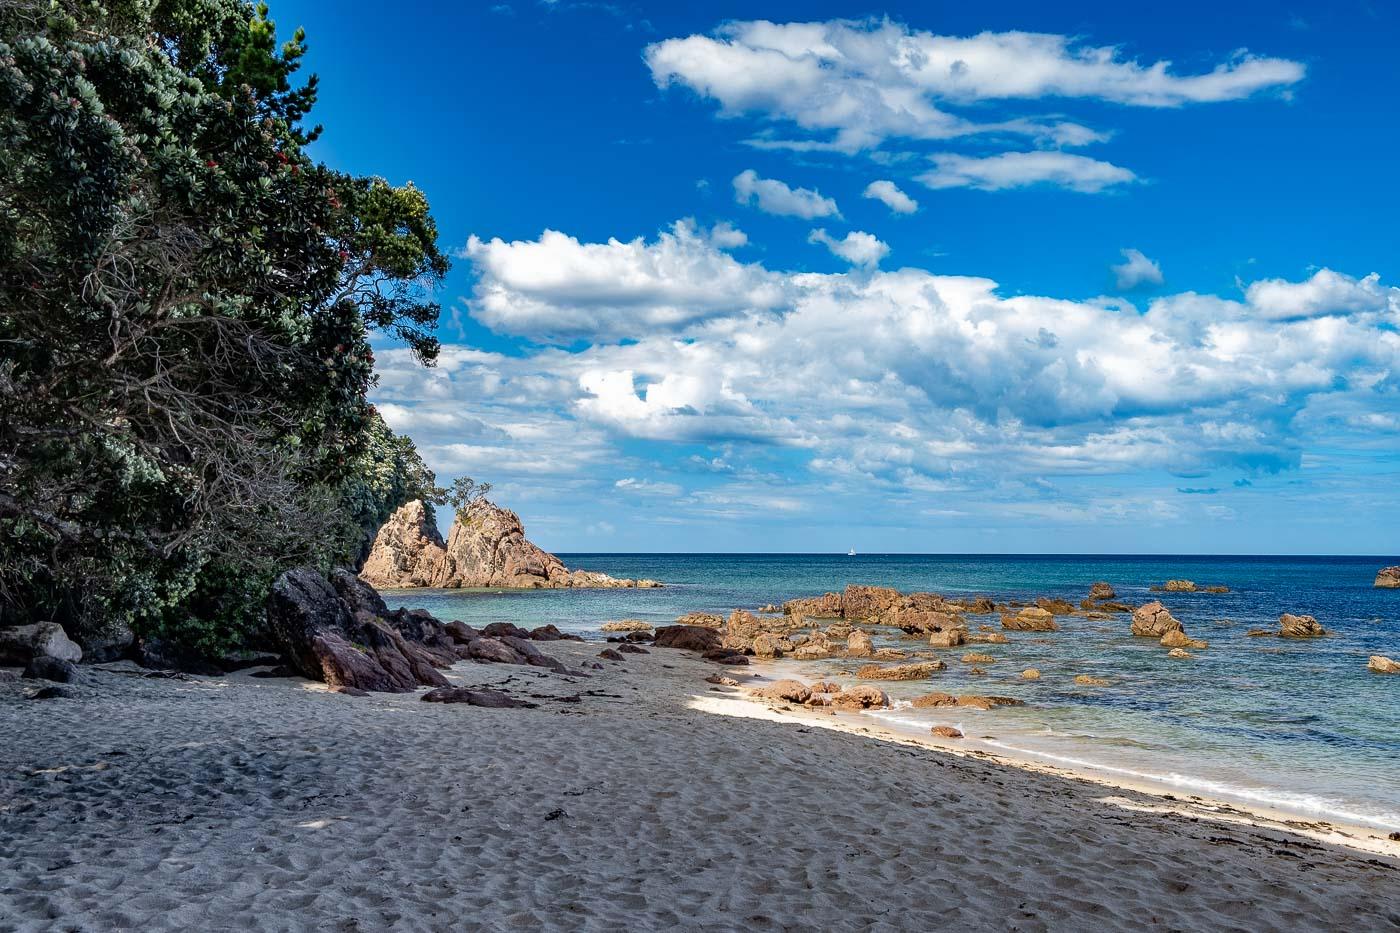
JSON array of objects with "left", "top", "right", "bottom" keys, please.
[{"left": 3, "top": 644, "right": 1398, "bottom": 932}]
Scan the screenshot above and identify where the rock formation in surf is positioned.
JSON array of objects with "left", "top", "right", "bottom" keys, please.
[{"left": 360, "top": 499, "right": 660, "bottom": 590}]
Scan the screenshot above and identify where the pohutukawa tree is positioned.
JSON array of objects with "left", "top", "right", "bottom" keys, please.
[{"left": 0, "top": 0, "right": 447, "bottom": 650}]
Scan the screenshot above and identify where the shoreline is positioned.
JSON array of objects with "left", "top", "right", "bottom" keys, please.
[
  {"left": 727, "top": 659, "right": 1400, "bottom": 858},
  {"left": 4, "top": 642, "right": 1398, "bottom": 929}
]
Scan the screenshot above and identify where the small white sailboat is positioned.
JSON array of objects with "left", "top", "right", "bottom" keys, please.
[{"left": 847, "top": 547, "right": 857, "bottom": 557}]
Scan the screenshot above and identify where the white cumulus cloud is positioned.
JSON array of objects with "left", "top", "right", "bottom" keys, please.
[
  {"left": 808, "top": 228, "right": 890, "bottom": 268},
  {"left": 918, "top": 151, "right": 1137, "bottom": 193},
  {"left": 1112, "top": 248, "right": 1165, "bottom": 290},
  {"left": 732, "top": 169, "right": 840, "bottom": 218},
  {"left": 645, "top": 19, "right": 1303, "bottom": 153},
  {"left": 863, "top": 179, "right": 919, "bottom": 214}
]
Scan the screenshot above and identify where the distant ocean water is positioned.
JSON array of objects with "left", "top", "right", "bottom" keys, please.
[{"left": 382, "top": 553, "right": 1400, "bottom": 831}]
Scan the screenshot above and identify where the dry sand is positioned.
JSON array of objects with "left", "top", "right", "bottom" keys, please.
[{"left": 2, "top": 645, "right": 1398, "bottom": 932}]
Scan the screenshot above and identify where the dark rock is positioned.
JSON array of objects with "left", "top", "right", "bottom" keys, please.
[
  {"left": 652, "top": 624, "right": 723, "bottom": 652},
  {"left": 529, "top": 624, "right": 583, "bottom": 642},
  {"left": 23, "top": 656, "right": 78, "bottom": 683},
  {"left": 29, "top": 685, "right": 74, "bottom": 700},
  {"left": 617, "top": 644, "right": 649, "bottom": 654},
  {"left": 421, "top": 687, "right": 538, "bottom": 708},
  {"left": 331, "top": 685, "right": 369, "bottom": 697},
  {"left": 0, "top": 622, "right": 82, "bottom": 665},
  {"left": 598, "top": 648, "right": 625, "bottom": 661},
  {"left": 483, "top": 622, "right": 533, "bottom": 641},
  {"left": 465, "top": 636, "right": 527, "bottom": 665},
  {"left": 710, "top": 653, "right": 749, "bottom": 666},
  {"left": 251, "top": 665, "right": 299, "bottom": 678},
  {"left": 497, "top": 635, "right": 573, "bottom": 674},
  {"left": 444, "top": 620, "right": 478, "bottom": 644},
  {"left": 265, "top": 568, "right": 451, "bottom": 693}
]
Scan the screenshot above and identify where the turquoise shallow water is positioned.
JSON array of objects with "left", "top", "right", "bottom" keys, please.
[{"left": 382, "top": 553, "right": 1400, "bottom": 831}]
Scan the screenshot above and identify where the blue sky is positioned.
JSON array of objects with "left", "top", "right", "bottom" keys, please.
[{"left": 281, "top": 0, "right": 1398, "bottom": 554}]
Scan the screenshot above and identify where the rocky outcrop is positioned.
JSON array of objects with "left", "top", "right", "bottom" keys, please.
[
  {"left": 927, "top": 629, "right": 964, "bottom": 648},
  {"left": 1375, "top": 567, "right": 1400, "bottom": 589},
  {"left": 846, "top": 630, "right": 874, "bottom": 658},
  {"left": 1162, "top": 579, "right": 1197, "bottom": 592},
  {"left": 0, "top": 622, "right": 82, "bottom": 666},
  {"left": 265, "top": 568, "right": 458, "bottom": 693},
  {"left": 1034, "top": 597, "right": 1076, "bottom": 615},
  {"left": 1130, "top": 601, "right": 1182, "bottom": 638},
  {"left": 782, "top": 593, "right": 844, "bottom": 619},
  {"left": 359, "top": 500, "right": 448, "bottom": 588},
  {"left": 841, "top": 585, "right": 902, "bottom": 621},
  {"left": 1369, "top": 655, "right": 1400, "bottom": 674},
  {"left": 1278, "top": 613, "right": 1325, "bottom": 638},
  {"left": 1001, "top": 607, "right": 1058, "bottom": 632},
  {"left": 360, "top": 499, "right": 660, "bottom": 590}
]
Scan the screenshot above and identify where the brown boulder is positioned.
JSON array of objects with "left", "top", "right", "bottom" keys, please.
[
  {"left": 1163, "top": 579, "right": 1197, "bottom": 592},
  {"left": 910, "top": 692, "right": 958, "bottom": 708},
  {"left": 931, "top": 726, "right": 963, "bottom": 738},
  {"left": 961, "top": 652, "right": 997, "bottom": 664},
  {"left": 1167, "top": 648, "right": 1194, "bottom": 659},
  {"left": 1375, "top": 566, "right": 1400, "bottom": 589},
  {"left": 928, "top": 630, "right": 965, "bottom": 648},
  {"left": 726, "top": 609, "right": 764, "bottom": 640},
  {"left": 1075, "top": 675, "right": 1110, "bottom": 687},
  {"left": 1001, "top": 607, "right": 1058, "bottom": 632},
  {"left": 652, "top": 625, "right": 724, "bottom": 652},
  {"left": 751, "top": 679, "right": 812, "bottom": 703},
  {"left": 1035, "top": 597, "right": 1077, "bottom": 615},
  {"left": 846, "top": 629, "right": 874, "bottom": 658},
  {"left": 1278, "top": 613, "right": 1325, "bottom": 638},
  {"left": 1021, "top": 668, "right": 1041, "bottom": 680},
  {"left": 855, "top": 660, "right": 944, "bottom": 681},
  {"left": 830, "top": 684, "right": 889, "bottom": 710},
  {"left": 1368, "top": 655, "right": 1400, "bottom": 674},
  {"left": 965, "top": 632, "right": 1009, "bottom": 644},
  {"left": 1130, "top": 601, "right": 1182, "bottom": 638},
  {"left": 1088, "top": 582, "right": 1117, "bottom": 600},
  {"left": 896, "top": 609, "right": 966, "bottom": 634},
  {"left": 1160, "top": 629, "right": 1208, "bottom": 649},
  {"left": 751, "top": 632, "right": 790, "bottom": 660}
]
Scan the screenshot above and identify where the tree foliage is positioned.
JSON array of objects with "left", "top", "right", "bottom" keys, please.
[{"left": 0, "top": 0, "right": 447, "bottom": 650}]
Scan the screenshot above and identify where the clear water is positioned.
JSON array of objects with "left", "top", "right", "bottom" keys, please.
[{"left": 381, "top": 554, "right": 1400, "bottom": 831}]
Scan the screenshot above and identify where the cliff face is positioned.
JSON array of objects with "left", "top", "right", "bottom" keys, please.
[{"left": 360, "top": 499, "right": 658, "bottom": 590}]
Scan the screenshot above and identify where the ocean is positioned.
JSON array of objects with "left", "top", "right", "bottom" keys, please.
[{"left": 381, "top": 553, "right": 1400, "bottom": 832}]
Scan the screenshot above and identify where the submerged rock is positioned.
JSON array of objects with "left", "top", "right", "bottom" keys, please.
[
  {"left": 1376, "top": 567, "right": 1400, "bottom": 589},
  {"left": 855, "top": 660, "right": 944, "bottom": 681},
  {"left": 911, "top": 692, "right": 957, "bottom": 708},
  {"left": 1168, "top": 648, "right": 1194, "bottom": 659},
  {"left": 600, "top": 620, "right": 653, "bottom": 633},
  {"left": 1278, "top": 613, "right": 1326, "bottom": 639},
  {"left": 957, "top": 695, "right": 1024, "bottom": 710},
  {"left": 1130, "top": 601, "right": 1182, "bottom": 638},
  {"left": 1162, "top": 579, "right": 1197, "bottom": 592},
  {"left": 961, "top": 652, "right": 997, "bottom": 665},
  {"left": 1075, "top": 675, "right": 1111, "bottom": 686},
  {"left": 1021, "top": 668, "right": 1041, "bottom": 680}
]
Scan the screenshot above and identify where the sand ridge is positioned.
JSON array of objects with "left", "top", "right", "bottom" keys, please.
[{"left": 2, "top": 645, "right": 1398, "bottom": 932}]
